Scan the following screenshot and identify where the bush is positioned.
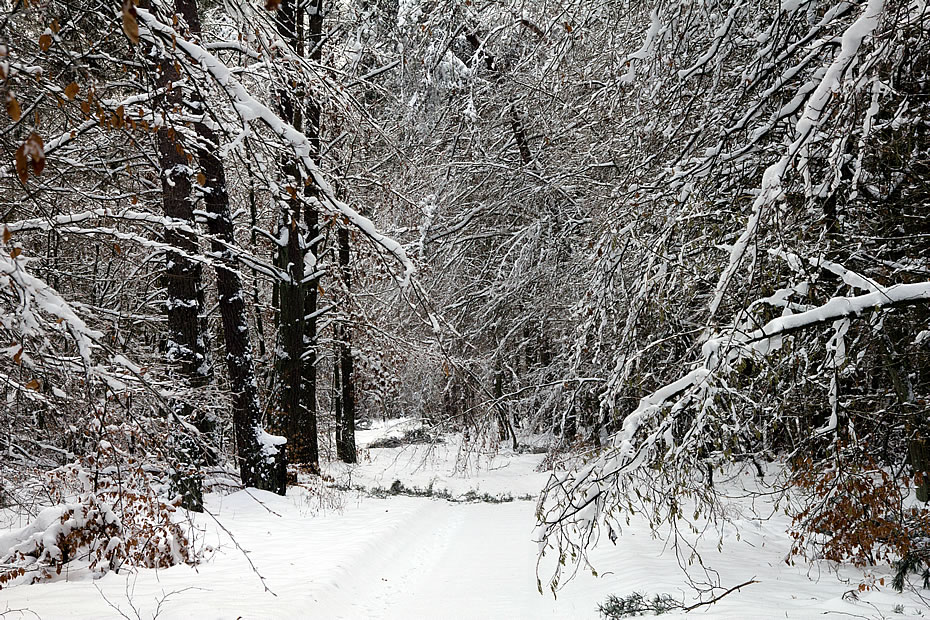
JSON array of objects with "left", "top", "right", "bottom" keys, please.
[
  {"left": 788, "top": 452, "right": 930, "bottom": 573},
  {"left": 367, "top": 427, "right": 441, "bottom": 449},
  {"left": 0, "top": 461, "right": 199, "bottom": 588}
]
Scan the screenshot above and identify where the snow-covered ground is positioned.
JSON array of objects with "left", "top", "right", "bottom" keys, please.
[{"left": 1, "top": 419, "right": 927, "bottom": 619}]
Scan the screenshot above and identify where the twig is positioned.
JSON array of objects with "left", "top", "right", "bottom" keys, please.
[
  {"left": 201, "top": 506, "right": 276, "bottom": 596},
  {"left": 683, "top": 578, "right": 758, "bottom": 612},
  {"left": 94, "top": 583, "right": 136, "bottom": 620},
  {"left": 152, "top": 587, "right": 206, "bottom": 619},
  {"left": 0, "top": 607, "right": 41, "bottom": 619},
  {"left": 242, "top": 489, "right": 283, "bottom": 518}
]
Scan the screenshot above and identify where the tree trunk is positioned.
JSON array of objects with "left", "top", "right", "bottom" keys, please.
[
  {"left": 177, "top": 0, "right": 285, "bottom": 494},
  {"left": 143, "top": 0, "right": 212, "bottom": 510},
  {"left": 271, "top": 0, "right": 319, "bottom": 468},
  {"left": 294, "top": 0, "right": 325, "bottom": 468},
  {"left": 153, "top": 21, "right": 209, "bottom": 392},
  {"left": 335, "top": 226, "right": 356, "bottom": 463}
]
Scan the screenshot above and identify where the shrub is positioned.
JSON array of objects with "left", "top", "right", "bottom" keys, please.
[
  {"left": 788, "top": 451, "right": 930, "bottom": 577},
  {"left": 367, "top": 427, "right": 441, "bottom": 449},
  {"left": 0, "top": 461, "right": 199, "bottom": 588}
]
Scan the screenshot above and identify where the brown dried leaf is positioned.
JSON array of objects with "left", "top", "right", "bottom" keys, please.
[
  {"left": 64, "top": 82, "right": 79, "bottom": 100},
  {"left": 7, "top": 95, "right": 21, "bottom": 122},
  {"left": 2, "top": 227, "right": 10, "bottom": 244},
  {"left": 122, "top": 0, "right": 140, "bottom": 44},
  {"left": 14, "top": 133, "right": 45, "bottom": 183},
  {"left": 38, "top": 34, "right": 52, "bottom": 51},
  {"left": 25, "top": 133, "right": 45, "bottom": 177},
  {"left": 14, "top": 145, "right": 27, "bottom": 183},
  {"left": 25, "top": 379, "right": 40, "bottom": 391}
]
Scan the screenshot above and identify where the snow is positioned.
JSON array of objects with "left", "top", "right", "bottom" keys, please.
[
  {"left": 741, "top": 282, "right": 930, "bottom": 349},
  {"left": 136, "top": 10, "right": 415, "bottom": 287},
  {"left": 396, "top": 0, "right": 422, "bottom": 31},
  {"left": 708, "top": 0, "right": 885, "bottom": 317},
  {"left": 256, "top": 427, "right": 286, "bottom": 459},
  {"left": 2, "top": 421, "right": 925, "bottom": 619},
  {"left": 0, "top": 252, "right": 102, "bottom": 364}
]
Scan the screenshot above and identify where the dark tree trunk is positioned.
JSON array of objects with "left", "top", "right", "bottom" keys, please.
[
  {"left": 335, "top": 226, "right": 356, "bottom": 463},
  {"left": 298, "top": 206, "right": 320, "bottom": 466},
  {"left": 509, "top": 104, "right": 532, "bottom": 165},
  {"left": 270, "top": 0, "right": 319, "bottom": 468},
  {"left": 333, "top": 336, "right": 342, "bottom": 448},
  {"left": 270, "top": 0, "right": 325, "bottom": 468},
  {"left": 176, "top": 0, "right": 286, "bottom": 494},
  {"left": 153, "top": 24, "right": 209, "bottom": 391},
  {"left": 275, "top": 201, "right": 308, "bottom": 464},
  {"left": 493, "top": 364, "right": 518, "bottom": 450},
  {"left": 297, "top": 0, "right": 325, "bottom": 469},
  {"left": 248, "top": 184, "right": 267, "bottom": 360},
  {"left": 143, "top": 0, "right": 212, "bottom": 510},
  {"left": 199, "top": 125, "right": 285, "bottom": 492}
]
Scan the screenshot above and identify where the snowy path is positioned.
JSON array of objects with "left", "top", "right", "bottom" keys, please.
[
  {"left": 2, "top": 429, "right": 927, "bottom": 619},
  {"left": 4, "top": 488, "right": 922, "bottom": 619},
  {"left": 0, "top": 493, "right": 606, "bottom": 619},
  {"left": 317, "top": 499, "right": 603, "bottom": 619},
  {"left": 324, "top": 499, "right": 469, "bottom": 617}
]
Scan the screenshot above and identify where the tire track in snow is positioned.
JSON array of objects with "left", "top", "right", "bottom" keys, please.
[{"left": 323, "top": 498, "right": 465, "bottom": 618}]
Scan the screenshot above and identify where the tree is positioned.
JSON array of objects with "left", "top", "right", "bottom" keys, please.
[
  {"left": 534, "top": 0, "right": 930, "bottom": 593},
  {"left": 334, "top": 224, "right": 357, "bottom": 462}
]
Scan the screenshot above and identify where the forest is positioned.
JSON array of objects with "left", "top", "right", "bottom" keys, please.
[{"left": 1, "top": 0, "right": 929, "bottom": 616}]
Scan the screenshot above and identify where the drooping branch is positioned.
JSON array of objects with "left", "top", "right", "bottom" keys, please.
[
  {"left": 537, "top": 279, "right": 930, "bottom": 587},
  {"left": 708, "top": 0, "right": 887, "bottom": 317}
]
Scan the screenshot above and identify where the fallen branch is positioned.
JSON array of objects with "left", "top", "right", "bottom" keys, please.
[{"left": 683, "top": 578, "right": 758, "bottom": 612}]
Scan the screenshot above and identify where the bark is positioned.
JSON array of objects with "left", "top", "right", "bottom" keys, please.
[
  {"left": 272, "top": 0, "right": 318, "bottom": 467},
  {"left": 294, "top": 0, "right": 325, "bottom": 467},
  {"left": 335, "top": 226, "right": 356, "bottom": 463},
  {"left": 297, "top": 205, "right": 320, "bottom": 466},
  {"left": 178, "top": 0, "right": 286, "bottom": 493},
  {"left": 152, "top": 16, "right": 209, "bottom": 389},
  {"left": 198, "top": 120, "right": 285, "bottom": 493},
  {"left": 142, "top": 0, "right": 212, "bottom": 509}
]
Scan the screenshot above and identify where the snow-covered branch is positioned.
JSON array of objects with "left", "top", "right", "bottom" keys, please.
[{"left": 136, "top": 8, "right": 415, "bottom": 286}]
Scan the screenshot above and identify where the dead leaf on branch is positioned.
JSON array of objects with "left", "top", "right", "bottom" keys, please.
[
  {"left": 6, "top": 94, "right": 22, "bottom": 122},
  {"left": 14, "top": 133, "right": 46, "bottom": 184},
  {"left": 122, "top": 0, "right": 140, "bottom": 45}
]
